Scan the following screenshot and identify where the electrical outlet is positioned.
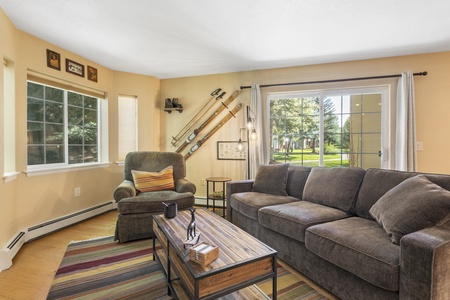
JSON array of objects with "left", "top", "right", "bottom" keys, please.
[
  {"left": 417, "top": 141, "right": 423, "bottom": 151},
  {"left": 74, "top": 187, "right": 81, "bottom": 197},
  {"left": 201, "top": 179, "right": 206, "bottom": 186}
]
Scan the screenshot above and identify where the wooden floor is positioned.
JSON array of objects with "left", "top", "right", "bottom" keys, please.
[
  {"left": 0, "top": 209, "right": 336, "bottom": 300},
  {"left": 0, "top": 211, "right": 117, "bottom": 300}
]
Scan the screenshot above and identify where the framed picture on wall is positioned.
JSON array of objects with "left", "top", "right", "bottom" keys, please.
[
  {"left": 87, "top": 65, "right": 98, "bottom": 82},
  {"left": 217, "top": 141, "right": 247, "bottom": 160},
  {"left": 66, "top": 59, "right": 84, "bottom": 77},
  {"left": 46, "top": 49, "right": 61, "bottom": 71}
]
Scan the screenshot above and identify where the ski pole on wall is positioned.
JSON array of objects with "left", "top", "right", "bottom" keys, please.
[
  {"left": 171, "top": 88, "right": 224, "bottom": 147},
  {"left": 184, "top": 103, "right": 243, "bottom": 160},
  {"left": 175, "top": 90, "right": 240, "bottom": 153}
]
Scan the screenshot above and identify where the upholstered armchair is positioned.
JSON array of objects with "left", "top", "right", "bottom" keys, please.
[{"left": 114, "top": 151, "right": 196, "bottom": 242}]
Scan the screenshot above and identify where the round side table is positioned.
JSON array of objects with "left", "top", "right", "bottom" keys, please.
[{"left": 206, "top": 177, "right": 231, "bottom": 218}]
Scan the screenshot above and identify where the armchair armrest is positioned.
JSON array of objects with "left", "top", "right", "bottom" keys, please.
[
  {"left": 175, "top": 178, "right": 196, "bottom": 194},
  {"left": 113, "top": 180, "right": 137, "bottom": 202},
  {"left": 226, "top": 179, "right": 254, "bottom": 221},
  {"left": 400, "top": 221, "right": 450, "bottom": 300}
]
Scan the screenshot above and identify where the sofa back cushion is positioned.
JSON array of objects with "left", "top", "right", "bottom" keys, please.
[
  {"left": 252, "top": 163, "right": 290, "bottom": 196},
  {"left": 286, "top": 165, "right": 312, "bottom": 199},
  {"left": 302, "top": 167, "right": 366, "bottom": 214},
  {"left": 356, "top": 168, "right": 417, "bottom": 220},
  {"left": 356, "top": 168, "right": 450, "bottom": 220}
]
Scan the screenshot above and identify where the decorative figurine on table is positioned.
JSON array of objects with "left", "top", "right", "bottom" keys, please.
[
  {"left": 187, "top": 208, "right": 196, "bottom": 239},
  {"left": 183, "top": 207, "right": 200, "bottom": 248}
]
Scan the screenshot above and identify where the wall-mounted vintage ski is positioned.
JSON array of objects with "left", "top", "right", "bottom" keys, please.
[
  {"left": 171, "top": 88, "right": 225, "bottom": 147},
  {"left": 175, "top": 90, "right": 240, "bottom": 153},
  {"left": 184, "top": 103, "right": 243, "bottom": 160}
]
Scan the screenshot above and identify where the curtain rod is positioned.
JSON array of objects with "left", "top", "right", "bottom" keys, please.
[{"left": 240, "top": 71, "right": 428, "bottom": 89}]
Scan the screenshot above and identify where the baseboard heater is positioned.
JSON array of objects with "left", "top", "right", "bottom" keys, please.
[{"left": 0, "top": 200, "right": 115, "bottom": 272}]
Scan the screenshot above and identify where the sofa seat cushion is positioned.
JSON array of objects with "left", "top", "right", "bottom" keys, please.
[
  {"left": 230, "top": 192, "right": 299, "bottom": 221},
  {"left": 117, "top": 191, "right": 194, "bottom": 215},
  {"left": 305, "top": 217, "right": 400, "bottom": 291},
  {"left": 258, "top": 201, "right": 350, "bottom": 243}
]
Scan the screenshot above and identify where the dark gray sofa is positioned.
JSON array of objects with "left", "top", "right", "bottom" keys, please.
[{"left": 226, "top": 164, "right": 450, "bottom": 300}]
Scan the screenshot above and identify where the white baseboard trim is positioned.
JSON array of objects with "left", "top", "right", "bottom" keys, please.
[{"left": 0, "top": 200, "right": 115, "bottom": 272}]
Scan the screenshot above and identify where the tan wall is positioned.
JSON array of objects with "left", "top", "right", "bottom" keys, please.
[
  {"left": 2, "top": 6, "right": 450, "bottom": 247},
  {"left": 0, "top": 9, "right": 160, "bottom": 246},
  {"left": 161, "top": 52, "right": 450, "bottom": 198}
]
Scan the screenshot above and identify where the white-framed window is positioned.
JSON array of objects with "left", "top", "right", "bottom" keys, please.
[
  {"left": 27, "top": 81, "right": 102, "bottom": 168},
  {"left": 118, "top": 95, "right": 138, "bottom": 161},
  {"left": 268, "top": 86, "right": 389, "bottom": 169}
]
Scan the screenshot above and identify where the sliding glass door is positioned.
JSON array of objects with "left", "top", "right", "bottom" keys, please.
[{"left": 268, "top": 87, "right": 389, "bottom": 168}]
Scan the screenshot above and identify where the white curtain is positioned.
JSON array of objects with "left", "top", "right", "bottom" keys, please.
[
  {"left": 395, "top": 71, "right": 417, "bottom": 171},
  {"left": 247, "top": 84, "right": 266, "bottom": 179}
]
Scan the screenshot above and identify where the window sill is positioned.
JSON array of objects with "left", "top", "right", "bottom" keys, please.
[
  {"left": 3, "top": 172, "right": 21, "bottom": 183},
  {"left": 25, "top": 162, "right": 111, "bottom": 177},
  {"left": 116, "top": 161, "right": 124, "bottom": 167}
]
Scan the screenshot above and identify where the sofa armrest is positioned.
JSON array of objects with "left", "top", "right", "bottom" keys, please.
[
  {"left": 113, "top": 180, "right": 137, "bottom": 202},
  {"left": 400, "top": 221, "right": 450, "bottom": 300},
  {"left": 226, "top": 180, "right": 254, "bottom": 221},
  {"left": 175, "top": 178, "right": 196, "bottom": 194}
]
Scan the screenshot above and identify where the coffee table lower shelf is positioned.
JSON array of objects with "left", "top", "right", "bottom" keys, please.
[{"left": 154, "top": 248, "right": 270, "bottom": 300}]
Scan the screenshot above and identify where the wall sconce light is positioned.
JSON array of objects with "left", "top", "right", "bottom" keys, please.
[
  {"left": 250, "top": 128, "right": 257, "bottom": 141},
  {"left": 237, "top": 128, "right": 246, "bottom": 151},
  {"left": 237, "top": 106, "right": 258, "bottom": 179}
]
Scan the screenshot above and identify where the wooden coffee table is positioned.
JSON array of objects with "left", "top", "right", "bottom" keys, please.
[{"left": 153, "top": 208, "right": 277, "bottom": 299}]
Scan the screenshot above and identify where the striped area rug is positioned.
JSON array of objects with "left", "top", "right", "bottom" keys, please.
[{"left": 47, "top": 236, "right": 326, "bottom": 300}]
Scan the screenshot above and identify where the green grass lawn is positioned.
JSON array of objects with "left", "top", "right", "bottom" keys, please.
[{"left": 273, "top": 149, "right": 350, "bottom": 167}]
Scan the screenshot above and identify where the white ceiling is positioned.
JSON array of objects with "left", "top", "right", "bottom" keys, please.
[{"left": 1, "top": 0, "right": 450, "bottom": 79}]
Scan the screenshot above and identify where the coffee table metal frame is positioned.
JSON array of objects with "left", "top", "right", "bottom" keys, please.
[{"left": 152, "top": 208, "right": 277, "bottom": 300}]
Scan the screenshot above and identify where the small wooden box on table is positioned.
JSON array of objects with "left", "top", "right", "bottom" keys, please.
[{"left": 153, "top": 208, "right": 277, "bottom": 299}]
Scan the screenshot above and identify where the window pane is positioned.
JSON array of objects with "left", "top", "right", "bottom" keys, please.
[
  {"left": 68, "top": 106, "right": 83, "bottom": 125},
  {"left": 27, "top": 82, "right": 44, "bottom": 98},
  {"left": 28, "top": 146, "right": 45, "bottom": 165},
  {"left": 46, "top": 145, "right": 64, "bottom": 163},
  {"left": 69, "top": 146, "right": 83, "bottom": 164},
  {"left": 27, "top": 122, "right": 44, "bottom": 144},
  {"left": 361, "top": 133, "right": 381, "bottom": 153},
  {"left": 84, "top": 109, "right": 97, "bottom": 125},
  {"left": 361, "top": 113, "right": 381, "bottom": 132},
  {"left": 68, "top": 125, "right": 83, "bottom": 144},
  {"left": 85, "top": 127, "right": 97, "bottom": 144},
  {"left": 84, "top": 96, "right": 97, "bottom": 109},
  {"left": 68, "top": 92, "right": 83, "bottom": 106},
  {"left": 361, "top": 94, "right": 382, "bottom": 113},
  {"left": 84, "top": 146, "right": 98, "bottom": 162},
  {"left": 46, "top": 124, "right": 64, "bottom": 144},
  {"left": 27, "top": 98, "right": 44, "bottom": 121},
  {"left": 360, "top": 154, "right": 380, "bottom": 169},
  {"left": 45, "top": 101, "right": 64, "bottom": 123},
  {"left": 45, "top": 86, "right": 63, "bottom": 102}
]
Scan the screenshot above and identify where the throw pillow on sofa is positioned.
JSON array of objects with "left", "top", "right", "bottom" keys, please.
[
  {"left": 369, "top": 175, "right": 450, "bottom": 245},
  {"left": 252, "top": 163, "right": 289, "bottom": 196},
  {"left": 131, "top": 166, "right": 175, "bottom": 192}
]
